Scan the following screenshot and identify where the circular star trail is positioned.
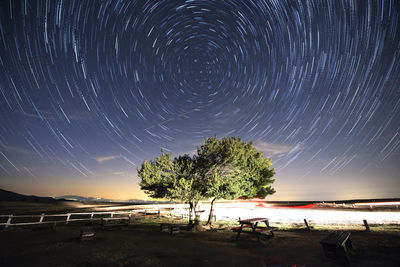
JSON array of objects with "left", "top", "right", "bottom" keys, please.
[{"left": 0, "top": 0, "right": 399, "bottom": 200}]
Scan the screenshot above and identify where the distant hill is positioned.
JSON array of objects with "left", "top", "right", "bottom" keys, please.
[
  {"left": 55, "top": 195, "right": 173, "bottom": 204},
  {"left": 55, "top": 195, "right": 101, "bottom": 202},
  {"left": 55, "top": 195, "right": 133, "bottom": 202},
  {"left": 0, "top": 188, "right": 55, "bottom": 202}
]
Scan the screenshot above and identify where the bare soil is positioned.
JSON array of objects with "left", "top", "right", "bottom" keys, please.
[
  {"left": 1, "top": 201, "right": 399, "bottom": 266},
  {"left": 1, "top": 219, "right": 400, "bottom": 267}
]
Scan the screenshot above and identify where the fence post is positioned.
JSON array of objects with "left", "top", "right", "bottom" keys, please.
[
  {"left": 5, "top": 215, "right": 13, "bottom": 228},
  {"left": 66, "top": 213, "right": 71, "bottom": 224},
  {"left": 39, "top": 213, "right": 45, "bottom": 223},
  {"left": 90, "top": 212, "right": 94, "bottom": 220},
  {"left": 304, "top": 219, "right": 310, "bottom": 230},
  {"left": 363, "top": 219, "right": 370, "bottom": 231},
  {"left": 111, "top": 212, "right": 114, "bottom": 218}
]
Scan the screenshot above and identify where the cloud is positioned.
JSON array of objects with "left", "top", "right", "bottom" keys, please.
[
  {"left": 66, "top": 109, "right": 91, "bottom": 121},
  {"left": 94, "top": 155, "right": 122, "bottom": 163},
  {"left": 254, "top": 141, "right": 296, "bottom": 156},
  {"left": 0, "top": 142, "right": 34, "bottom": 155},
  {"left": 18, "top": 109, "right": 56, "bottom": 120}
]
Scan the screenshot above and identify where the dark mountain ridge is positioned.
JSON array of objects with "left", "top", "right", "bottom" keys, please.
[{"left": 0, "top": 188, "right": 56, "bottom": 202}]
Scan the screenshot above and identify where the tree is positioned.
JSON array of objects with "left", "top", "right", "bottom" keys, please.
[
  {"left": 196, "top": 137, "right": 275, "bottom": 225},
  {"left": 170, "top": 155, "right": 203, "bottom": 225},
  {"left": 138, "top": 150, "right": 201, "bottom": 225},
  {"left": 138, "top": 150, "right": 176, "bottom": 199},
  {"left": 138, "top": 137, "right": 276, "bottom": 227}
]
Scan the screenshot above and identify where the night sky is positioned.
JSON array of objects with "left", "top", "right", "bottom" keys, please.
[{"left": 0, "top": 0, "right": 399, "bottom": 201}]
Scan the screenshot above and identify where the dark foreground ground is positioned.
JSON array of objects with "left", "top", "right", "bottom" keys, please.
[{"left": 1, "top": 219, "right": 400, "bottom": 267}]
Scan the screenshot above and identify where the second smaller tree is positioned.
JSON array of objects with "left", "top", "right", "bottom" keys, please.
[{"left": 138, "top": 151, "right": 202, "bottom": 225}]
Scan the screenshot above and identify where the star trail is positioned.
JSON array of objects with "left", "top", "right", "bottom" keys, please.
[{"left": 0, "top": 0, "right": 399, "bottom": 200}]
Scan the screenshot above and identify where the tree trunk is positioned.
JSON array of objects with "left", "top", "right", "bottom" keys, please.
[
  {"left": 188, "top": 202, "right": 194, "bottom": 228},
  {"left": 193, "top": 200, "right": 199, "bottom": 226},
  {"left": 206, "top": 197, "right": 217, "bottom": 225}
]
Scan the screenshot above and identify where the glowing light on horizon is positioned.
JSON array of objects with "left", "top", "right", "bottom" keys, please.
[
  {"left": 101, "top": 202, "right": 400, "bottom": 226},
  {"left": 353, "top": 201, "right": 400, "bottom": 206}
]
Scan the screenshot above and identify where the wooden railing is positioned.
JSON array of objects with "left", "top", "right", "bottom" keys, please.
[
  {"left": 1, "top": 209, "right": 384, "bottom": 231},
  {"left": 0, "top": 209, "right": 178, "bottom": 228}
]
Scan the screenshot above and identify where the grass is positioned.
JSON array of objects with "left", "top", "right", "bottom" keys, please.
[
  {"left": 128, "top": 215, "right": 400, "bottom": 234},
  {"left": 1, "top": 213, "right": 400, "bottom": 266}
]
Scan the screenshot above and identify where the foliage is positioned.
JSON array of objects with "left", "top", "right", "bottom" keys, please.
[
  {"left": 138, "top": 136, "right": 276, "bottom": 225},
  {"left": 170, "top": 155, "right": 203, "bottom": 213},
  {"left": 197, "top": 136, "right": 275, "bottom": 200},
  {"left": 138, "top": 151, "right": 201, "bottom": 201},
  {"left": 138, "top": 151, "right": 202, "bottom": 224},
  {"left": 196, "top": 136, "right": 275, "bottom": 224},
  {"left": 138, "top": 150, "right": 176, "bottom": 199}
]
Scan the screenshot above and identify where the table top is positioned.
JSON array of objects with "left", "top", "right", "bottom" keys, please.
[{"left": 239, "top": 217, "right": 269, "bottom": 224}]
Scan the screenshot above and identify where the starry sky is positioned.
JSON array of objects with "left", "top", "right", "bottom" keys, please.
[{"left": 0, "top": 0, "right": 399, "bottom": 201}]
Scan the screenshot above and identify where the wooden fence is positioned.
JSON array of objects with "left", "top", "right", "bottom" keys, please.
[
  {"left": 0, "top": 209, "right": 177, "bottom": 228},
  {"left": 0, "top": 209, "right": 380, "bottom": 231}
]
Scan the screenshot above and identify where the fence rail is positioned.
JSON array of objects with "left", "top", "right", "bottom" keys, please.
[
  {"left": 1, "top": 208, "right": 395, "bottom": 231},
  {"left": 0, "top": 209, "right": 177, "bottom": 228}
]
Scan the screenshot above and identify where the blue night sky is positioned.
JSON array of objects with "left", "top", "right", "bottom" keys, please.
[{"left": 0, "top": 0, "right": 399, "bottom": 200}]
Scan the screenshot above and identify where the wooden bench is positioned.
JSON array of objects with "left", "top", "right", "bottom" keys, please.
[
  {"left": 80, "top": 226, "right": 95, "bottom": 241},
  {"left": 320, "top": 231, "right": 352, "bottom": 262},
  {"left": 232, "top": 225, "right": 278, "bottom": 234},
  {"left": 232, "top": 224, "right": 251, "bottom": 232},
  {"left": 160, "top": 223, "right": 180, "bottom": 235},
  {"left": 254, "top": 226, "right": 279, "bottom": 237},
  {"left": 101, "top": 217, "right": 129, "bottom": 228}
]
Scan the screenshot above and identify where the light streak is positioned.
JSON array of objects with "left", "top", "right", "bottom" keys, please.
[
  {"left": 91, "top": 202, "right": 400, "bottom": 226},
  {"left": 354, "top": 201, "right": 400, "bottom": 206}
]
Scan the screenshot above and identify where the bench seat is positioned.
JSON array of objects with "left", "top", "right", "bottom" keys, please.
[
  {"left": 160, "top": 223, "right": 180, "bottom": 235},
  {"left": 320, "top": 231, "right": 352, "bottom": 262},
  {"left": 101, "top": 217, "right": 129, "bottom": 228},
  {"left": 231, "top": 225, "right": 251, "bottom": 232},
  {"left": 80, "top": 226, "right": 95, "bottom": 241},
  {"left": 255, "top": 226, "right": 279, "bottom": 232}
]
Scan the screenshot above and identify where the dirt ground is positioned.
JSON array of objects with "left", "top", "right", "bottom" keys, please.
[{"left": 1, "top": 220, "right": 400, "bottom": 267}]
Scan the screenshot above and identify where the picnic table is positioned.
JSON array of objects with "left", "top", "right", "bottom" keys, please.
[{"left": 233, "top": 217, "right": 278, "bottom": 242}]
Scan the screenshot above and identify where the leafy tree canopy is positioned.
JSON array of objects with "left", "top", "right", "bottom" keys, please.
[
  {"left": 137, "top": 137, "right": 276, "bottom": 225},
  {"left": 138, "top": 150, "right": 176, "bottom": 199},
  {"left": 138, "top": 151, "right": 201, "bottom": 202},
  {"left": 197, "top": 136, "right": 275, "bottom": 200}
]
